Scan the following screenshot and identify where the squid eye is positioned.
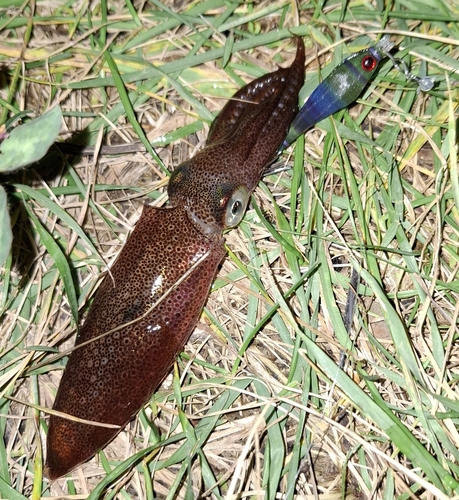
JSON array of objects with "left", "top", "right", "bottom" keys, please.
[
  {"left": 224, "top": 186, "right": 249, "bottom": 228},
  {"left": 361, "top": 55, "right": 378, "bottom": 72}
]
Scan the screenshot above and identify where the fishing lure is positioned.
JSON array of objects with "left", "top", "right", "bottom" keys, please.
[
  {"left": 282, "top": 36, "right": 434, "bottom": 149},
  {"left": 45, "top": 38, "right": 305, "bottom": 480},
  {"left": 281, "top": 36, "right": 394, "bottom": 149}
]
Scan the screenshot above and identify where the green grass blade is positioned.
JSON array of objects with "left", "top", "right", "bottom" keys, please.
[{"left": 24, "top": 203, "right": 79, "bottom": 324}]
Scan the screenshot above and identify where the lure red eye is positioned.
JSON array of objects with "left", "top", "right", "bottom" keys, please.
[{"left": 362, "top": 55, "right": 378, "bottom": 71}]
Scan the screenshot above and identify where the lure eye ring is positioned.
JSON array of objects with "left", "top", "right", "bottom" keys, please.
[{"left": 362, "top": 55, "right": 378, "bottom": 72}]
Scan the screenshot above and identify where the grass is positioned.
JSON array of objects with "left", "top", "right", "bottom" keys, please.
[{"left": 1, "top": 0, "right": 459, "bottom": 498}]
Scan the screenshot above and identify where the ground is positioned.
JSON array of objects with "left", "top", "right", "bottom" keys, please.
[{"left": 1, "top": 1, "right": 459, "bottom": 499}]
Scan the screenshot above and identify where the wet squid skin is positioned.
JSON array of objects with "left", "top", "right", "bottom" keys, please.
[{"left": 45, "top": 38, "right": 305, "bottom": 480}]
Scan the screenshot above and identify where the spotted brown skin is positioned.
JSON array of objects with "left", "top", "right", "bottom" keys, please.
[{"left": 45, "top": 38, "right": 304, "bottom": 480}]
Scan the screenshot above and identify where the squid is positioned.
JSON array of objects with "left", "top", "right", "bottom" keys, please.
[{"left": 45, "top": 38, "right": 305, "bottom": 479}]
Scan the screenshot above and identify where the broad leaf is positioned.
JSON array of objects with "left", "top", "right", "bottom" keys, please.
[
  {"left": 0, "top": 106, "right": 62, "bottom": 172},
  {"left": 0, "top": 186, "right": 12, "bottom": 266}
]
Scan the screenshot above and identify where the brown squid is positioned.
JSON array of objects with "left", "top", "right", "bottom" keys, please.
[{"left": 45, "top": 38, "right": 305, "bottom": 479}]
